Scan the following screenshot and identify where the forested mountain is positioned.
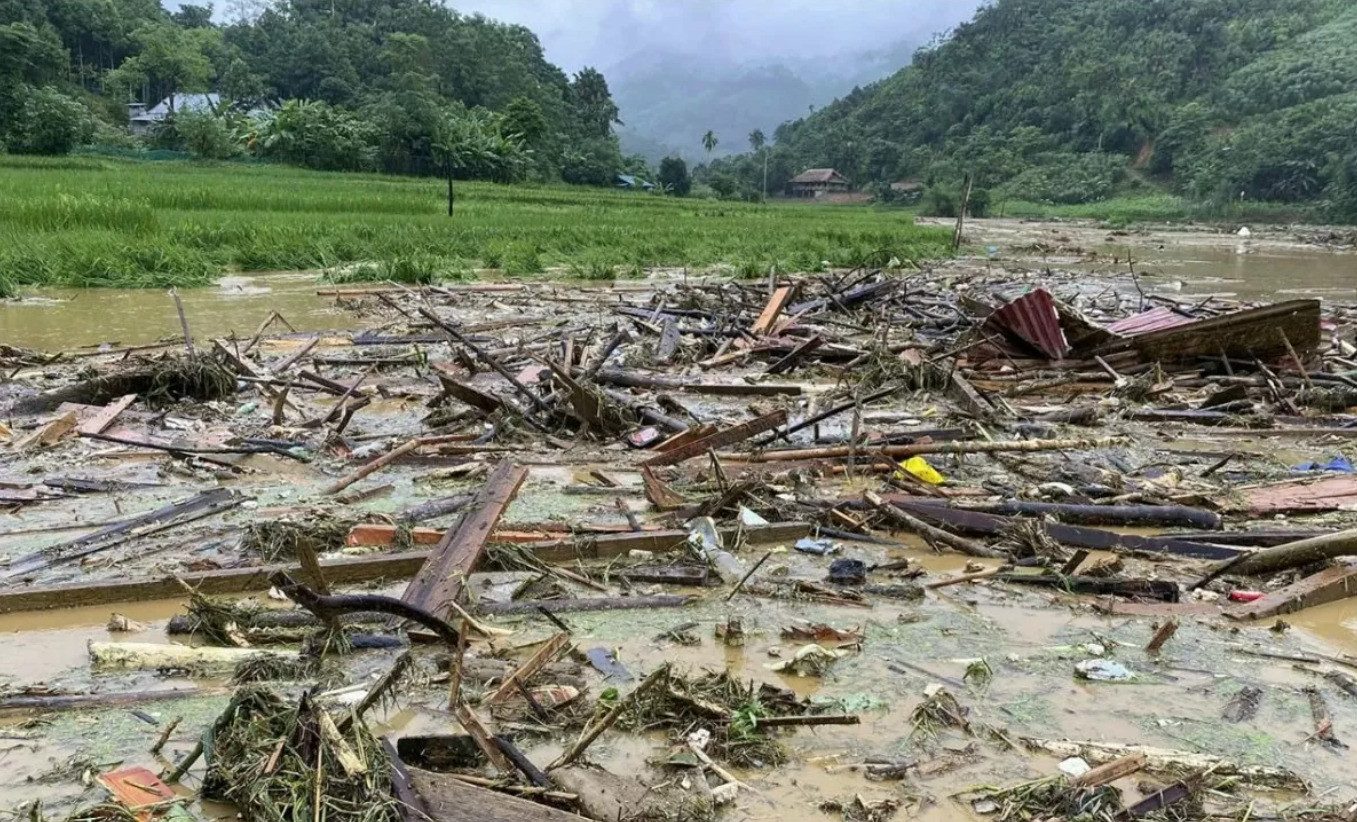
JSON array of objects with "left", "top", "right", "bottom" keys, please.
[
  {"left": 611, "top": 42, "right": 922, "bottom": 164},
  {"left": 712, "top": 0, "right": 1357, "bottom": 214},
  {"left": 0, "top": 0, "right": 633, "bottom": 183}
]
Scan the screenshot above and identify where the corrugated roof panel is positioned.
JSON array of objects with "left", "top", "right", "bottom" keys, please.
[
  {"left": 1105, "top": 306, "right": 1197, "bottom": 336},
  {"left": 985, "top": 287, "right": 1070, "bottom": 359}
]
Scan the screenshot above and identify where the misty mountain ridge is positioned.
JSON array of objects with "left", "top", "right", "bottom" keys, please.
[{"left": 609, "top": 39, "right": 923, "bottom": 164}]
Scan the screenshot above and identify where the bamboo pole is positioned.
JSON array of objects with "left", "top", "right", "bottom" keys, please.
[{"left": 730, "top": 437, "right": 1126, "bottom": 463}]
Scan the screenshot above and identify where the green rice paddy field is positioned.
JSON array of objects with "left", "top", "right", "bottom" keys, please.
[{"left": 0, "top": 156, "right": 951, "bottom": 296}]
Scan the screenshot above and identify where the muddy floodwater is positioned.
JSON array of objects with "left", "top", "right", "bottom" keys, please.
[
  {"left": 3, "top": 219, "right": 1357, "bottom": 822},
  {"left": 0, "top": 272, "right": 358, "bottom": 351}
]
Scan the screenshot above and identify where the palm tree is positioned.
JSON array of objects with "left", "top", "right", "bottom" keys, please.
[{"left": 702, "top": 130, "right": 718, "bottom": 154}]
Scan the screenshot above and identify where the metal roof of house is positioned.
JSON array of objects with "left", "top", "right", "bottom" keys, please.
[
  {"left": 132, "top": 93, "right": 221, "bottom": 122},
  {"left": 788, "top": 168, "right": 848, "bottom": 184}
]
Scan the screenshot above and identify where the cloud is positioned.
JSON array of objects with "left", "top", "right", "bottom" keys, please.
[{"left": 448, "top": 0, "right": 984, "bottom": 73}]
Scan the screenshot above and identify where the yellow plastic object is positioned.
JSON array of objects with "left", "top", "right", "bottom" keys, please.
[{"left": 898, "top": 456, "right": 945, "bottom": 485}]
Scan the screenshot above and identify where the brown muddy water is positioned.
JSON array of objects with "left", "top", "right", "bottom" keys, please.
[
  {"left": 4, "top": 230, "right": 1357, "bottom": 819},
  {"left": 0, "top": 272, "right": 358, "bottom": 351}
]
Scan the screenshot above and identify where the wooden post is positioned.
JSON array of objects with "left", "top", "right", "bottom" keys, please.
[
  {"left": 953, "top": 173, "right": 972, "bottom": 251},
  {"left": 170, "top": 289, "right": 194, "bottom": 355}
]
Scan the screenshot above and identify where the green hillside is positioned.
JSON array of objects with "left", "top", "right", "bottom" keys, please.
[{"left": 711, "top": 0, "right": 1357, "bottom": 217}]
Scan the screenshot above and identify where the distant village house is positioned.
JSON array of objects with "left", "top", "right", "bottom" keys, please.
[
  {"left": 616, "top": 174, "right": 655, "bottom": 191},
  {"left": 127, "top": 93, "right": 221, "bottom": 136},
  {"left": 787, "top": 168, "right": 850, "bottom": 198}
]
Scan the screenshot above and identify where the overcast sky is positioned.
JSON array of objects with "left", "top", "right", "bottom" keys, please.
[{"left": 448, "top": 1, "right": 985, "bottom": 73}]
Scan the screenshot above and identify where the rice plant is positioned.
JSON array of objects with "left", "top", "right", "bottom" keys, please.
[{"left": 0, "top": 155, "right": 953, "bottom": 289}]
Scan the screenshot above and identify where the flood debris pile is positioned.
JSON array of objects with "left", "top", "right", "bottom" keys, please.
[{"left": 3, "top": 256, "right": 1357, "bottom": 821}]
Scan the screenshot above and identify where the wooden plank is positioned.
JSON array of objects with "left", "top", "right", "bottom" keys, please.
[
  {"left": 947, "top": 372, "right": 994, "bottom": 418},
  {"left": 640, "top": 467, "right": 687, "bottom": 510},
  {"left": 406, "top": 766, "right": 583, "bottom": 822},
  {"left": 401, "top": 460, "right": 528, "bottom": 619},
  {"left": 15, "top": 411, "right": 78, "bottom": 450},
  {"left": 641, "top": 410, "right": 788, "bottom": 467},
  {"left": 752, "top": 285, "right": 794, "bottom": 335},
  {"left": 76, "top": 395, "right": 137, "bottom": 436},
  {"left": 1100, "top": 299, "right": 1321, "bottom": 362},
  {"left": 0, "top": 521, "right": 805, "bottom": 617},
  {"left": 1226, "top": 564, "right": 1357, "bottom": 621},
  {"left": 766, "top": 335, "right": 823, "bottom": 375},
  {"left": 655, "top": 424, "right": 717, "bottom": 453},
  {"left": 0, "top": 550, "right": 434, "bottom": 615},
  {"left": 435, "top": 366, "right": 504, "bottom": 414}
]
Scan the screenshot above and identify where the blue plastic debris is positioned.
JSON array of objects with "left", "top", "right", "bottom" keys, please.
[{"left": 1290, "top": 455, "right": 1355, "bottom": 473}]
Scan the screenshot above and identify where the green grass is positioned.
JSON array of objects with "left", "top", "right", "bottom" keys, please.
[{"left": 0, "top": 156, "right": 951, "bottom": 289}]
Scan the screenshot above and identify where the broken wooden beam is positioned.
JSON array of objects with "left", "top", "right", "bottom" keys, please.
[
  {"left": 76, "top": 394, "right": 137, "bottom": 437},
  {"left": 752, "top": 285, "right": 795, "bottom": 335},
  {"left": 1226, "top": 564, "right": 1357, "bottom": 620},
  {"left": 401, "top": 460, "right": 528, "bottom": 620},
  {"left": 641, "top": 410, "right": 788, "bottom": 467}
]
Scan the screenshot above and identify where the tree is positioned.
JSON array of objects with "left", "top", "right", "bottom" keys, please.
[
  {"left": 172, "top": 5, "right": 215, "bottom": 29},
  {"left": 658, "top": 156, "right": 690, "bottom": 196},
  {"left": 748, "top": 129, "right": 765, "bottom": 153},
  {"left": 501, "top": 96, "right": 547, "bottom": 146},
  {"left": 175, "top": 108, "right": 241, "bottom": 159},
  {"left": 106, "top": 23, "right": 215, "bottom": 110},
  {"left": 9, "top": 85, "right": 90, "bottom": 155},
  {"left": 702, "top": 130, "right": 718, "bottom": 154},
  {"left": 570, "top": 67, "right": 620, "bottom": 139}
]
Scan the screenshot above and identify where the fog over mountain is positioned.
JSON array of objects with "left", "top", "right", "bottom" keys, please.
[{"left": 448, "top": 1, "right": 986, "bottom": 163}]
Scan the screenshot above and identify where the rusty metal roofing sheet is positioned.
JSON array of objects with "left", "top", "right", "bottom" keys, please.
[
  {"left": 985, "top": 287, "right": 1069, "bottom": 359},
  {"left": 1104, "top": 306, "right": 1197, "bottom": 336}
]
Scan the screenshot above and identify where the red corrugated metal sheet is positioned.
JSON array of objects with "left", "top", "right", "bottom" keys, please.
[
  {"left": 1105, "top": 306, "right": 1197, "bottom": 336},
  {"left": 985, "top": 287, "right": 1069, "bottom": 359}
]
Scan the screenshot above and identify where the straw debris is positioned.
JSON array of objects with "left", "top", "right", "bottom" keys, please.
[{"left": 201, "top": 686, "right": 400, "bottom": 822}]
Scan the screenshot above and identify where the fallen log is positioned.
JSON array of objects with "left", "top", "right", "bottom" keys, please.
[
  {"left": 1020, "top": 738, "right": 1306, "bottom": 791},
  {"left": 732, "top": 436, "right": 1125, "bottom": 463},
  {"left": 0, "top": 686, "right": 219, "bottom": 718},
  {"left": 868, "top": 492, "right": 1006, "bottom": 559},
  {"left": 595, "top": 368, "right": 803, "bottom": 397},
  {"left": 1222, "top": 529, "right": 1357, "bottom": 576},
  {"left": 939, "top": 500, "right": 1221, "bottom": 530},
  {"left": 996, "top": 573, "right": 1180, "bottom": 602},
  {"left": 405, "top": 765, "right": 583, "bottom": 822},
  {"left": 888, "top": 500, "right": 1240, "bottom": 561},
  {"left": 89, "top": 641, "right": 298, "bottom": 671}
]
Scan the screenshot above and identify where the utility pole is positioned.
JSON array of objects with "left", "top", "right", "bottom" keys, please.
[
  {"left": 762, "top": 149, "right": 768, "bottom": 205},
  {"left": 453, "top": 149, "right": 464, "bottom": 217}
]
